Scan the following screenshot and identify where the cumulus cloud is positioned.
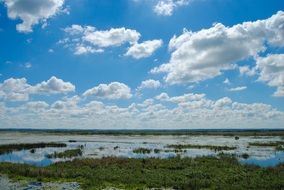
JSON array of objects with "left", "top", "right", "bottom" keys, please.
[
  {"left": 151, "top": 11, "right": 284, "bottom": 85},
  {"left": 62, "top": 25, "right": 162, "bottom": 57},
  {"left": 125, "top": 40, "right": 163, "bottom": 59},
  {"left": 3, "top": 0, "right": 65, "bottom": 33},
  {"left": 0, "top": 76, "right": 75, "bottom": 101},
  {"left": 83, "top": 82, "right": 132, "bottom": 100},
  {"left": 0, "top": 78, "right": 31, "bottom": 101},
  {"left": 256, "top": 54, "right": 284, "bottom": 97},
  {"left": 229, "top": 86, "right": 247, "bottom": 92},
  {"left": 138, "top": 79, "right": 161, "bottom": 90},
  {"left": 32, "top": 76, "right": 75, "bottom": 94},
  {"left": 62, "top": 25, "right": 141, "bottom": 55},
  {"left": 153, "top": 0, "right": 190, "bottom": 16},
  {"left": 1, "top": 92, "right": 283, "bottom": 129}
]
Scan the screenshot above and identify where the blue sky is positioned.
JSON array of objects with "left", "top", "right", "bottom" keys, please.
[{"left": 0, "top": 0, "right": 284, "bottom": 129}]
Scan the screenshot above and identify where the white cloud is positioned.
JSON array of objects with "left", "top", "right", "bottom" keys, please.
[
  {"left": 25, "top": 101, "right": 49, "bottom": 111},
  {"left": 153, "top": 0, "right": 190, "bottom": 16},
  {"left": 32, "top": 76, "right": 75, "bottom": 94},
  {"left": 151, "top": 11, "right": 284, "bottom": 85},
  {"left": 62, "top": 25, "right": 141, "bottom": 55},
  {"left": 0, "top": 78, "right": 31, "bottom": 101},
  {"left": 3, "top": 0, "right": 65, "bottom": 33},
  {"left": 125, "top": 39, "right": 163, "bottom": 59},
  {"left": 74, "top": 45, "right": 104, "bottom": 55},
  {"left": 2, "top": 92, "right": 283, "bottom": 129},
  {"left": 223, "top": 78, "right": 230, "bottom": 85},
  {"left": 239, "top": 66, "right": 256, "bottom": 76},
  {"left": 138, "top": 79, "right": 161, "bottom": 90},
  {"left": 256, "top": 54, "right": 284, "bottom": 97},
  {"left": 168, "top": 93, "right": 206, "bottom": 104},
  {"left": 62, "top": 25, "right": 162, "bottom": 58},
  {"left": 229, "top": 86, "right": 247, "bottom": 92},
  {"left": 83, "top": 82, "right": 132, "bottom": 100},
  {"left": 155, "top": 92, "right": 170, "bottom": 101},
  {"left": 0, "top": 76, "right": 75, "bottom": 101}
]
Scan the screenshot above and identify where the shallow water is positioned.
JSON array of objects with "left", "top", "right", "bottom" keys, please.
[{"left": 0, "top": 132, "right": 283, "bottom": 167}]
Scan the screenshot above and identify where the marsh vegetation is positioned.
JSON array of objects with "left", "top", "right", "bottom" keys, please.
[
  {"left": 46, "top": 148, "right": 82, "bottom": 159},
  {"left": 0, "top": 155, "right": 283, "bottom": 189},
  {"left": 166, "top": 144, "right": 237, "bottom": 151},
  {"left": 133, "top": 148, "right": 152, "bottom": 154}
]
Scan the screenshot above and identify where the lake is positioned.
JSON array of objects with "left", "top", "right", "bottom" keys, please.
[{"left": 0, "top": 132, "right": 283, "bottom": 167}]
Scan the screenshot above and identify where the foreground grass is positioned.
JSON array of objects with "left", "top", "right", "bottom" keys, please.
[
  {"left": 46, "top": 148, "right": 82, "bottom": 159},
  {"left": 0, "top": 143, "right": 67, "bottom": 155},
  {"left": 0, "top": 156, "right": 283, "bottom": 190},
  {"left": 166, "top": 144, "right": 236, "bottom": 151}
]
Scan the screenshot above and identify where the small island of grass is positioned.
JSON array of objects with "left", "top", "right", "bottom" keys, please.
[
  {"left": 46, "top": 148, "right": 82, "bottom": 159},
  {"left": 166, "top": 144, "right": 236, "bottom": 151}
]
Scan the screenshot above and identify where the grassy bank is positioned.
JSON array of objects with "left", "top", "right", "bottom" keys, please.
[
  {"left": 0, "top": 155, "right": 283, "bottom": 190},
  {"left": 0, "top": 143, "right": 67, "bottom": 155}
]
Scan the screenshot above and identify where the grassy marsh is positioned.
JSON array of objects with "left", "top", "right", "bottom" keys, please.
[
  {"left": 133, "top": 148, "right": 152, "bottom": 154},
  {"left": 46, "top": 148, "right": 82, "bottom": 159},
  {"left": 0, "top": 155, "right": 283, "bottom": 189}
]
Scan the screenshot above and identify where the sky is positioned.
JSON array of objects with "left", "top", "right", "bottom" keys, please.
[{"left": 0, "top": 0, "right": 284, "bottom": 129}]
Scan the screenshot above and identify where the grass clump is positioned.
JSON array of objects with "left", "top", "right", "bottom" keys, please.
[
  {"left": 0, "top": 143, "right": 67, "bottom": 155},
  {"left": 133, "top": 148, "right": 151, "bottom": 154},
  {"left": 0, "top": 156, "right": 283, "bottom": 189},
  {"left": 46, "top": 149, "right": 82, "bottom": 159},
  {"left": 166, "top": 144, "right": 236, "bottom": 151}
]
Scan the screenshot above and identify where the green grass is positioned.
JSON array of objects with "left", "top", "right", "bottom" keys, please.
[
  {"left": 166, "top": 144, "right": 236, "bottom": 151},
  {"left": 0, "top": 156, "right": 283, "bottom": 190},
  {"left": 46, "top": 149, "right": 82, "bottom": 159},
  {"left": 133, "top": 148, "right": 151, "bottom": 154},
  {"left": 0, "top": 143, "right": 67, "bottom": 155}
]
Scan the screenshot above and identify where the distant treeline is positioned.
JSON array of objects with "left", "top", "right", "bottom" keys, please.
[{"left": 0, "top": 128, "right": 284, "bottom": 136}]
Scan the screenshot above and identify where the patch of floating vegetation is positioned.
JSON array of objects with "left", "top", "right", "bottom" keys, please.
[
  {"left": 99, "top": 147, "right": 104, "bottom": 151},
  {"left": 0, "top": 143, "right": 67, "bottom": 155},
  {"left": 133, "top": 148, "right": 152, "bottom": 154},
  {"left": 241, "top": 153, "right": 250, "bottom": 159},
  {"left": 113, "top": 146, "right": 119, "bottom": 150},
  {"left": 0, "top": 155, "right": 283, "bottom": 189},
  {"left": 153, "top": 149, "right": 161, "bottom": 153},
  {"left": 166, "top": 144, "right": 236, "bottom": 151},
  {"left": 46, "top": 148, "right": 82, "bottom": 159}
]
